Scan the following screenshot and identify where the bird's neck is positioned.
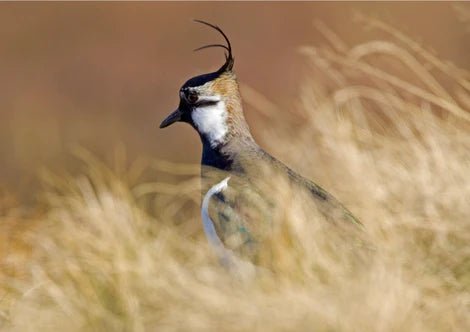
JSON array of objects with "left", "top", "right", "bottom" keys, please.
[
  {"left": 201, "top": 125, "right": 257, "bottom": 173},
  {"left": 201, "top": 138, "right": 233, "bottom": 170},
  {"left": 199, "top": 93, "right": 256, "bottom": 171}
]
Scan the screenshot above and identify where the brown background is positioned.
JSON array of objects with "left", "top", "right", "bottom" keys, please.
[{"left": 0, "top": 2, "right": 468, "bottom": 198}]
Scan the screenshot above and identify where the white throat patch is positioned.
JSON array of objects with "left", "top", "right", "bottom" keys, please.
[{"left": 191, "top": 99, "right": 228, "bottom": 148}]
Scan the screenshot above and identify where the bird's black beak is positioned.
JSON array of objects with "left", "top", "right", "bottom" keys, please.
[{"left": 159, "top": 108, "right": 183, "bottom": 128}]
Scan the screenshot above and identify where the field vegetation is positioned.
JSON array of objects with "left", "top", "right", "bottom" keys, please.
[{"left": 1, "top": 16, "right": 469, "bottom": 331}]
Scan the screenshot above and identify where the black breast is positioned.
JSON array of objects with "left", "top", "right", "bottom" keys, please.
[{"left": 201, "top": 141, "right": 234, "bottom": 171}]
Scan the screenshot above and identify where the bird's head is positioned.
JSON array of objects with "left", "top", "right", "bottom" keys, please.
[{"left": 160, "top": 20, "right": 250, "bottom": 148}]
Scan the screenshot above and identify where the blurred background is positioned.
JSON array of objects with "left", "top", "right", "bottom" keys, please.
[
  {"left": 1, "top": 2, "right": 469, "bottom": 200},
  {"left": 1, "top": 4, "right": 470, "bottom": 331}
]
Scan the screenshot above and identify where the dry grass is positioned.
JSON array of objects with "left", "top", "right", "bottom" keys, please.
[{"left": 1, "top": 18, "right": 470, "bottom": 331}]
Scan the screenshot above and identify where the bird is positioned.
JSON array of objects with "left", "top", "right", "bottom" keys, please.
[{"left": 159, "top": 20, "right": 361, "bottom": 266}]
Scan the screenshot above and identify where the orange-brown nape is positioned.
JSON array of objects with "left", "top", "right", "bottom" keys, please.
[{"left": 205, "top": 71, "right": 252, "bottom": 143}]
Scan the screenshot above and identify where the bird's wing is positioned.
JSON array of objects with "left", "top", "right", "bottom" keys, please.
[
  {"left": 201, "top": 176, "right": 259, "bottom": 273},
  {"left": 255, "top": 148, "right": 362, "bottom": 226},
  {"left": 201, "top": 165, "right": 273, "bottom": 261},
  {"left": 288, "top": 169, "right": 363, "bottom": 226},
  {"left": 206, "top": 177, "right": 260, "bottom": 259}
]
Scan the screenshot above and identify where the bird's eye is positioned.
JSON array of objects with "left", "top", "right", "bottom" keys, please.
[{"left": 187, "top": 91, "right": 198, "bottom": 104}]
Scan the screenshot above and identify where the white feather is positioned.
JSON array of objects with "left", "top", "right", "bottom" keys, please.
[
  {"left": 201, "top": 176, "right": 231, "bottom": 252},
  {"left": 201, "top": 177, "right": 256, "bottom": 278},
  {"left": 191, "top": 99, "right": 228, "bottom": 148},
  {"left": 197, "top": 96, "right": 221, "bottom": 102}
]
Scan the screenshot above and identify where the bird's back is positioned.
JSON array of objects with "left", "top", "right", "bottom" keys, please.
[
  {"left": 256, "top": 148, "right": 361, "bottom": 226},
  {"left": 201, "top": 143, "right": 361, "bottom": 260}
]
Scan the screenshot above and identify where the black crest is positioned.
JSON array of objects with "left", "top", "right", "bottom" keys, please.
[{"left": 193, "top": 20, "right": 234, "bottom": 73}]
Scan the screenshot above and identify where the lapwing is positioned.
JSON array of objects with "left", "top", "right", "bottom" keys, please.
[{"left": 160, "top": 20, "right": 361, "bottom": 265}]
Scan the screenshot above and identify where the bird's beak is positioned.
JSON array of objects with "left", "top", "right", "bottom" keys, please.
[{"left": 159, "top": 108, "right": 183, "bottom": 128}]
